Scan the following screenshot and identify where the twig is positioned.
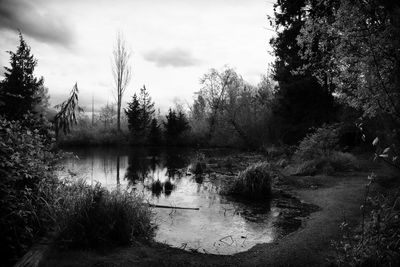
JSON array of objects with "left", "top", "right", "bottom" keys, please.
[{"left": 148, "top": 203, "right": 199, "bottom": 210}]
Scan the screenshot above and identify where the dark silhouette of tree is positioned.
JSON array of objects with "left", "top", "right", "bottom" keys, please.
[
  {"left": 125, "top": 85, "right": 155, "bottom": 144},
  {"left": 270, "top": 0, "right": 335, "bottom": 144},
  {"left": 0, "top": 32, "right": 44, "bottom": 120},
  {"left": 148, "top": 118, "right": 162, "bottom": 145},
  {"left": 164, "top": 109, "right": 190, "bottom": 145},
  {"left": 125, "top": 93, "right": 142, "bottom": 139},
  {"left": 112, "top": 32, "right": 131, "bottom": 132}
]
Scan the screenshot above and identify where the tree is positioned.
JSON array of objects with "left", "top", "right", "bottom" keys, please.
[
  {"left": 270, "top": 0, "right": 336, "bottom": 144},
  {"left": 298, "top": 0, "right": 400, "bottom": 130},
  {"left": 138, "top": 85, "right": 155, "bottom": 134},
  {"left": 112, "top": 32, "right": 131, "bottom": 132},
  {"left": 99, "top": 102, "right": 116, "bottom": 129},
  {"left": 125, "top": 93, "right": 142, "bottom": 138},
  {"left": 164, "top": 109, "right": 190, "bottom": 145},
  {"left": 0, "top": 32, "right": 44, "bottom": 120},
  {"left": 148, "top": 118, "right": 162, "bottom": 145},
  {"left": 199, "top": 67, "right": 238, "bottom": 139},
  {"left": 125, "top": 86, "right": 155, "bottom": 144},
  {"left": 54, "top": 83, "right": 83, "bottom": 138}
]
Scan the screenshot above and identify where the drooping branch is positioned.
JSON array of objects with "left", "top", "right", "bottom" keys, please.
[{"left": 54, "top": 83, "right": 83, "bottom": 138}]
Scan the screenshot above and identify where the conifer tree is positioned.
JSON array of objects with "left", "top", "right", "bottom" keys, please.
[
  {"left": 0, "top": 32, "right": 44, "bottom": 120},
  {"left": 148, "top": 118, "right": 162, "bottom": 145},
  {"left": 125, "top": 93, "right": 142, "bottom": 136}
]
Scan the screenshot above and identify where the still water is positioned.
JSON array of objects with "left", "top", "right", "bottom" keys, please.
[{"left": 60, "top": 147, "right": 279, "bottom": 255}]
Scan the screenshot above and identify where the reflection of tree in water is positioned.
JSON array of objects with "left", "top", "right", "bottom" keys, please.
[
  {"left": 124, "top": 147, "right": 194, "bottom": 196},
  {"left": 125, "top": 148, "right": 152, "bottom": 185},
  {"left": 164, "top": 148, "right": 192, "bottom": 179},
  {"left": 150, "top": 178, "right": 175, "bottom": 198}
]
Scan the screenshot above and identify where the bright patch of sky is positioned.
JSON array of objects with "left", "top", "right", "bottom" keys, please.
[{"left": 0, "top": 0, "right": 276, "bottom": 113}]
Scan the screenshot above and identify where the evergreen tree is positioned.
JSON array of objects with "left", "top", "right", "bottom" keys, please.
[
  {"left": 270, "top": 0, "right": 335, "bottom": 144},
  {"left": 0, "top": 32, "right": 44, "bottom": 120},
  {"left": 125, "top": 93, "right": 142, "bottom": 138},
  {"left": 164, "top": 109, "right": 190, "bottom": 145},
  {"left": 138, "top": 85, "right": 155, "bottom": 134},
  {"left": 148, "top": 118, "right": 162, "bottom": 145},
  {"left": 125, "top": 85, "right": 156, "bottom": 144}
]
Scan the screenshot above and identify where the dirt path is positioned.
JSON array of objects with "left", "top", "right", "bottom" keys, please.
[{"left": 41, "top": 173, "right": 368, "bottom": 267}]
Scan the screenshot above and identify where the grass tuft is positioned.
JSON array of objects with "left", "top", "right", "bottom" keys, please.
[{"left": 226, "top": 162, "right": 272, "bottom": 199}]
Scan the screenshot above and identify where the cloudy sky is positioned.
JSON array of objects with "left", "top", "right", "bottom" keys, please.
[{"left": 0, "top": 0, "right": 276, "bottom": 112}]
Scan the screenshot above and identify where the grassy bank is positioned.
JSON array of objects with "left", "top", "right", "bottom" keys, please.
[{"left": 0, "top": 117, "right": 154, "bottom": 266}]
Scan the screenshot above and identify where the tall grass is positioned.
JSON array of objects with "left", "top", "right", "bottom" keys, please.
[
  {"left": 54, "top": 180, "right": 155, "bottom": 248},
  {"left": 226, "top": 162, "right": 272, "bottom": 199}
]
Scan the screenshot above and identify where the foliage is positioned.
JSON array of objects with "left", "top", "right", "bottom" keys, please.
[
  {"left": 334, "top": 181, "right": 400, "bottom": 266},
  {"left": 0, "top": 116, "right": 59, "bottom": 265},
  {"left": 164, "top": 108, "right": 190, "bottom": 146},
  {"left": 288, "top": 151, "right": 358, "bottom": 176},
  {"left": 148, "top": 118, "right": 162, "bottom": 145},
  {"left": 270, "top": 0, "right": 336, "bottom": 144},
  {"left": 0, "top": 32, "right": 44, "bottom": 120},
  {"left": 98, "top": 102, "right": 117, "bottom": 129},
  {"left": 288, "top": 124, "right": 359, "bottom": 175},
  {"left": 227, "top": 162, "right": 273, "bottom": 199},
  {"left": 293, "top": 124, "right": 340, "bottom": 161},
  {"left": 54, "top": 83, "right": 83, "bottom": 138},
  {"left": 55, "top": 180, "right": 155, "bottom": 248},
  {"left": 190, "top": 67, "right": 276, "bottom": 148},
  {"left": 298, "top": 0, "right": 400, "bottom": 129},
  {"left": 125, "top": 93, "right": 142, "bottom": 137},
  {"left": 125, "top": 85, "right": 155, "bottom": 144}
]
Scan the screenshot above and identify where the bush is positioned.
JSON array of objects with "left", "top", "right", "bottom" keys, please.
[
  {"left": 288, "top": 124, "right": 359, "bottom": 176},
  {"left": 55, "top": 180, "right": 154, "bottom": 248},
  {"left": 227, "top": 162, "right": 273, "bottom": 199},
  {"left": 287, "top": 151, "right": 358, "bottom": 176},
  {"left": 0, "top": 116, "right": 60, "bottom": 265},
  {"left": 294, "top": 124, "right": 340, "bottom": 161},
  {"left": 335, "top": 190, "right": 400, "bottom": 266}
]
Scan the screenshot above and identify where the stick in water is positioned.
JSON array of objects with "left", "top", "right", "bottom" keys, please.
[{"left": 148, "top": 204, "right": 199, "bottom": 210}]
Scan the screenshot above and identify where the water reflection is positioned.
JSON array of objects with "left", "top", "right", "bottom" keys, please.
[{"left": 61, "top": 147, "right": 278, "bottom": 255}]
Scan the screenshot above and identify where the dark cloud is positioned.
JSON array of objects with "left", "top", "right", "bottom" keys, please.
[
  {"left": 0, "top": 0, "right": 73, "bottom": 47},
  {"left": 143, "top": 47, "right": 200, "bottom": 67}
]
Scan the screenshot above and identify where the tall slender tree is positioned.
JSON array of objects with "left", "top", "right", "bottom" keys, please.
[
  {"left": 0, "top": 32, "right": 44, "bottom": 120},
  {"left": 112, "top": 32, "right": 131, "bottom": 132}
]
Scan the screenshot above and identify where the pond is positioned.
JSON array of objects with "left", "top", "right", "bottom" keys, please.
[{"left": 60, "top": 147, "right": 282, "bottom": 255}]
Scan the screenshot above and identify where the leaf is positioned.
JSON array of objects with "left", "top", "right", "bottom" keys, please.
[
  {"left": 382, "top": 147, "right": 390, "bottom": 154},
  {"left": 372, "top": 137, "right": 379, "bottom": 146}
]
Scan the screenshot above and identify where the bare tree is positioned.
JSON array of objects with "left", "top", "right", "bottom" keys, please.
[{"left": 112, "top": 32, "right": 131, "bottom": 132}]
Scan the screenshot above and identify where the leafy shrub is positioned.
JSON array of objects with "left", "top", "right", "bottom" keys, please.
[
  {"left": 294, "top": 124, "right": 340, "bottom": 161},
  {"left": 0, "top": 116, "right": 60, "bottom": 264},
  {"left": 288, "top": 124, "right": 359, "bottom": 175},
  {"left": 335, "top": 190, "right": 400, "bottom": 266},
  {"left": 227, "top": 162, "right": 272, "bottom": 199},
  {"left": 55, "top": 180, "right": 154, "bottom": 248}
]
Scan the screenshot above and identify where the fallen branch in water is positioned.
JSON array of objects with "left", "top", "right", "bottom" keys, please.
[{"left": 148, "top": 204, "right": 199, "bottom": 210}]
